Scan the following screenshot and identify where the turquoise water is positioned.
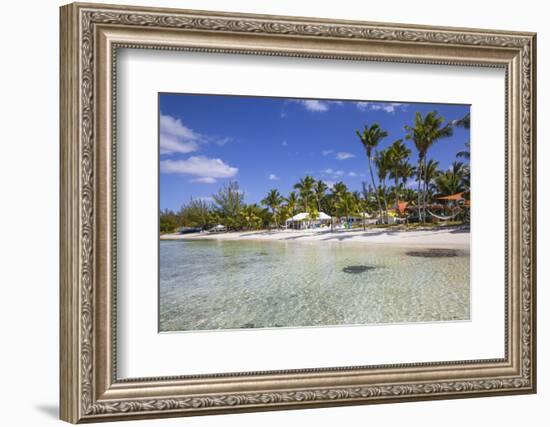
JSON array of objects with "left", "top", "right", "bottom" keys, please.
[{"left": 159, "top": 239, "right": 470, "bottom": 332}]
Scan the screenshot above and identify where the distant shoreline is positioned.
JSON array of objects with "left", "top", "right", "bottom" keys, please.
[{"left": 160, "top": 226, "right": 470, "bottom": 249}]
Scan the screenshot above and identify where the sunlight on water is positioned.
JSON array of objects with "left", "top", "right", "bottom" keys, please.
[{"left": 159, "top": 239, "right": 470, "bottom": 332}]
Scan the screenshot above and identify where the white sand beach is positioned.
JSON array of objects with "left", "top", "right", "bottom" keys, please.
[{"left": 161, "top": 227, "right": 470, "bottom": 249}]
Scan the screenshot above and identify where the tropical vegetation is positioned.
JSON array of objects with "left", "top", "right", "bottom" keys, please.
[{"left": 160, "top": 111, "right": 470, "bottom": 233}]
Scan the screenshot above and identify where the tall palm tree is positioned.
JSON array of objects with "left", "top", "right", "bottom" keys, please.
[
  {"left": 374, "top": 149, "right": 393, "bottom": 222},
  {"left": 285, "top": 191, "right": 299, "bottom": 217},
  {"left": 356, "top": 123, "right": 388, "bottom": 220},
  {"left": 398, "top": 162, "right": 415, "bottom": 193},
  {"left": 314, "top": 180, "right": 328, "bottom": 212},
  {"left": 387, "top": 139, "right": 411, "bottom": 214},
  {"left": 404, "top": 111, "right": 453, "bottom": 222},
  {"left": 293, "top": 175, "right": 315, "bottom": 212},
  {"left": 261, "top": 189, "right": 283, "bottom": 228},
  {"left": 421, "top": 159, "right": 440, "bottom": 208}
]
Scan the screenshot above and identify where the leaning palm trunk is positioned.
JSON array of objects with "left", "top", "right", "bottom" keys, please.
[
  {"left": 394, "top": 177, "right": 400, "bottom": 220},
  {"left": 381, "top": 182, "right": 389, "bottom": 223},
  {"left": 416, "top": 159, "right": 423, "bottom": 223},
  {"left": 422, "top": 160, "right": 429, "bottom": 223},
  {"left": 368, "top": 158, "right": 383, "bottom": 223}
]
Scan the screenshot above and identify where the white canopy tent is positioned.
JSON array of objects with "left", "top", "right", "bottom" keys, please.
[{"left": 285, "top": 212, "right": 332, "bottom": 229}]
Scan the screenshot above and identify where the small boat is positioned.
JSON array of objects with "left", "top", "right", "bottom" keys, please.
[
  {"left": 208, "top": 224, "right": 227, "bottom": 233},
  {"left": 178, "top": 227, "right": 202, "bottom": 234}
]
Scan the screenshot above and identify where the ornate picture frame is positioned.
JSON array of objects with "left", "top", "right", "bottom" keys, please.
[{"left": 60, "top": 2, "right": 536, "bottom": 423}]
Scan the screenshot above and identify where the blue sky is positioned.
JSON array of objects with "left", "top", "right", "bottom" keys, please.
[{"left": 159, "top": 94, "right": 470, "bottom": 211}]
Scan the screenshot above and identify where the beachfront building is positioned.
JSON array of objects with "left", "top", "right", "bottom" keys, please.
[
  {"left": 346, "top": 212, "right": 378, "bottom": 227},
  {"left": 285, "top": 212, "right": 332, "bottom": 230}
]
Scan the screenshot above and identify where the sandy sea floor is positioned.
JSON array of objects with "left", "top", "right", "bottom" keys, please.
[{"left": 159, "top": 227, "right": 470, "bottom": 332}]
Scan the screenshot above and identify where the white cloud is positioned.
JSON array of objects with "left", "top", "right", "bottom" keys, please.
[
  {"left": 336, "top": 152, "right": 356, "bottom": 160},
  {"left": 159, "top": 114, "right": 202, "bottom": 154},
  {"left": 190, "top": 177, "right": 217, "bottom": 184},
  {"left": 356, "top": 102, "right": 405, "bottom": 114},
  {"left": 292, "top": 99, "right": 344, "bottom": 113},
  {"left": 322, "top": 149, "right": 334, "bottom": 156},
  {"left": 323, "top": 180, "right": 336, "bottom": 189},
  {"left": 268, "top": 174, "right": 280, "bottom": 181},
  {"left": 160, "top": 134, "right": 199, "bottom": 154},
  {"left": 296, "top": 100, "right": 329, "bottom": 112},
  {"left": 348, "top": 171, "right": 358, "bottom": 177},
  {"left": 321, "top": 168, "right": 345, "bottom": 178},
  {"left": 215, "top": 137, "right": 232, "bottom": 147},
  {"left": 160, "top": 156, "right": 238, "bottom": 183},
  {"left": 282, "top": 141, "right": 288, "bottom": 147}
]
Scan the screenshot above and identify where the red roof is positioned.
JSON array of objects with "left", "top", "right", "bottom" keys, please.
[{"left": 437, "top": 192, "right": 464, "bottom": 201}]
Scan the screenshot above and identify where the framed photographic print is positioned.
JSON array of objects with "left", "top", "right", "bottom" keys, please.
[{"left": 60, "top": 2, "right": 537, "bottom": 423}]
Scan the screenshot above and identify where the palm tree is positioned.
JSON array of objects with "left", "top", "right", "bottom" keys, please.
[
  {"left": 239, "top": 204, "right": 263, "bottom": 230},
  {"left": 356, "top": 123, "right": 388, "bottom": 220},
  {"left": 391, "top": 165, "right": 415, "bottom": 222},
  {"left": 314, "top": 180, "right": 328, "bottom": 212},
  {"left": 285, "top": 191, "right": 299, "bottom": 217},
  {"left": 277, "top": 204, "right": 290, "bottom": 227},
  {"left": 388, "top": 139, "right": 411, "bottom": 214},
  {"left": 330, "top": 182, "right": 349, "bottom": 229},
  {"left": 453, "top": 113, "right": 471, "bottom": 162},
  {"left": 456, "top": 141, "right": 471, "bottom": 160},
  {"left": 336, "top": 192, "right": 359, "bottom": 228},
  {"left": 351, "top": 191, "right": 369, "bottom": 230},
  {"left": 435, "top": 166, "right": 465, "bottom": 197},
  {"left": 374, "top": 149, "right": 393, "bottom": 222},
  {"left": 293, "top": 175, "right": 315, "bottom": 212},
  {"left": 450, "top": 161, "right": 467, "bottom": 178},
  {"left": 420, "top": 159, "right": 440, "bottom": 209},
  {"left": 261, "top": 189, "right": 283, "bottom": 228},
  {"left": 452, "top": 112, "right": 470, "bottom": 129},
  {"left": 404, "top": 111, "right": 453, "bottom": 222},
  {"left": 361, "top": 182, "right": 379, "bottom": 219},
  {"left": 332, "top": 181, "right": 348, "bottom": 201}
]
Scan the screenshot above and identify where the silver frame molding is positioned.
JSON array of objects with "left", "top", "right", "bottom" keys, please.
[{"left": 60, "top": 2, "right": 536, "bottom": 423}]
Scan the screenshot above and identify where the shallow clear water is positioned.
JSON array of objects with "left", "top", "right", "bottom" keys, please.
[{"left": 159, "top": 239, "right": 470, "bottom": 332}]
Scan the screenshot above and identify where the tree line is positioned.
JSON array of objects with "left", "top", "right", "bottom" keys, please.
[{"left": 160, "top": 111, "right": 470, "bottom": 233}]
